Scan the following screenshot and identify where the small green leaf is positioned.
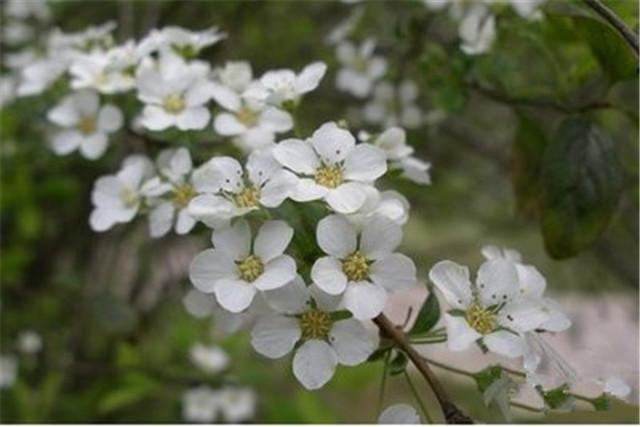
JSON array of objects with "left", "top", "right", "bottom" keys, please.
[
  {"left": 388, "top": 351, "right": 408, "bottom": 376},
  {"left": 572, "top": 16, "right": 637, "bottom": 84},
  {"left": 473, "top": 365, "right": 504, "bottom": 393},
  {"left": 409, "top": 291, "right": 441, "bottom": 336},
  {"left": 536, "top": 384, "right": 576, "bottom": 411},
  {"left": 367, "top": 347, "right": 390, "bottom": 362},
  {"left": 540, "top": 117, "right": 624, "bottom": 258},
  {"left": 592, "top": 394, "right": 610, "bottom": 411}
]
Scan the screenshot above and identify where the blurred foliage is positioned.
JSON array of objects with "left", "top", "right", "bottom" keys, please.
[{"left": 1, "top": 0, "right": 638, "bottom": 423}]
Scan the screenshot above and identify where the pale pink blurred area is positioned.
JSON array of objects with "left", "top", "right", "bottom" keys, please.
[{"left": 384, "top": 286, "right": 639, "bottom": 408}]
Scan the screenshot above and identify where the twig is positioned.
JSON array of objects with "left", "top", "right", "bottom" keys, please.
[
  {"left": 582, "top": 0, "right": 639, "bottom": 58},
  {"left": 373, "top": 313, "right": 473, "bottom": 424},
  {"left": 404, "top": 370, "right": 435, "bottom": 423},
  {"left": 511, "top": 401, "right": 544, "bottom": 413}
]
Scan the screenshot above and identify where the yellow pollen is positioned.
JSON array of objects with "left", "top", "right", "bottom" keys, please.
[
  {"left": 163, "top": 94, "right": 186, "bottom": 114},
  {"left": 173, "top": 184, "right": 195, "bottom": 209},
  {"left": 237, "top": 255, "right": 264, "bottom": 283},
  {"left": 299, "top": 309, "right": 332, "bottom": 340},
  {"left": 77, "top": 116, "right": 97, "bottom": 135},
  {"left": 233, "top": 186, "right": 261, "bottom": 208},
  {"left": 342, "top": 251, "right": 369, "bottom": 282},
  {"left": 314, "top": 164, "right": 343, "bottom": 189},
  {"left": 237, "top": 107, "right": 258, "bottom": 126},
  {"left": 120, "top": 187, "right": 138, "bottom": 208},
  {"left": 465, "top": 304, "right": 497, "bottom": 335}
]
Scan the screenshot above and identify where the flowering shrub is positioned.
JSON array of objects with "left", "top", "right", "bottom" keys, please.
[{"left": 1, "top": 0, "right": 638, "bottom": 423}]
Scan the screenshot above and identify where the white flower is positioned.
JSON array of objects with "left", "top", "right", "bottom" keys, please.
[
  {"left": 257, "top": 61, "right": 327, "bottom": 108},
  {"left": 183, "top": 289, "right": 216, "bottom": 319},
  {"left": 371, "top": 127, "right": 431, "bottom": 185},
  {"left": 136, "top": 53, "right": 213, "bottom": 131},
  {"left": 251, "top": 277, "right": 379, "bottom": 389},
  {"left": 510, "top": 0, "right": 545, "bottom": 20},
  {"left": 188, "top": 150, "right": 297, "bottom": 225},
  {"left": 190, "top": 343, "right": 229, "bottom": 374},
  {"left": 211, "top": 87, "right": 293, "bottom": 153},
  {"left": 50, "top": 22, "right": 117, "bottom": 52},
  {"left": 47, "top": 89, "right": 123, "bottom": 159},
  {"left": 335, "top": 38, "right": 387, "bottom": 98},
  {"left": 363, "top": 80, "right": 424, "bottom": 129},
  {"left": 5, "top": 0, "right": 51, "bottom": 21},
  {"left": 16, "top": 57, "right": 67, "bottom": 96},
  {"left": 429, "top": 258, "right": 553, "bottom": 357},
  {"left": 326, "top": 7, "right": 364, "bottom": 45},
  {"left": 69, "top": 40, "right": 149, "bottom": 94},
  {"left": 311, "top": 214, "right": 417, "bottom": 319},
  {"left": 458, "top": 4, "right": 496, "bottom": 55},
  {"left": 17, "top": 330, "right": 42, "bottom": 354},
  {"left": 600, "top": 376, "right": 631, "bottom": 400},
  {"left": 215, "top": 61, "right": 253, "bottom": 93},
  {"left": 146, "top": 26, "right": 225, "bottom": 57},
  {"left": 273, "top": 122, "right": 387, "bottom": 214},
  {"left": 214, "top": 387, "right": 256, "bottom": 422},
  {"left": 89, "top": 155, "right": 154, "bottom": 232},
  {"left": 349, "top": 187, "right": 410, "bottom": 226},
  {"left": 182, "top": 386, "right": 218, "bottom": 423},
  {"left": 142, "top": 148, "right": 200, "bottom": 237},
  {"left": 378, "top": 403, "right": 421, "bottom": 424},
  {"left": 211, "top": 293, "right": 274, "bottom": 336},
  {"left": 189, "top": 220, "right": 297, "bottom": 313},
  {"left": 0, "top": 354, "right": 17, "bottom": 389}
]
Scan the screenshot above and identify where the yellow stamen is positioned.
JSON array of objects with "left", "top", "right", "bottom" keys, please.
[
  {"left": 342, "top": 251, "right": 369, "bottom": 282},
  {"left": 120, "top": 187, "right": 138, "bottom": 209},
  {"left": 163, "top": 94, "right": 186, "bottom": 114},
  {"left": 237, "top": 255, "right": 264, "bottom": 283},
  {"left": 314, "top": 164, "right": 343, "bottom": 189},
  {"left": 300, "top": 309, "right": 332, "bottom": 340},
  {"left": 237, "top": 107, "right": 258, "bottom": 127},
  {"left": 77, "top": 116, "right": 97, "bottom": 135},
  {"left": 233, "top": 186, "right": 261, "bottom": 208},
  {"left": 465, "top": 304, "right": 497, "bottom": 335},
  {"left": 173, "top": 184, "right": 195, "bottom": 209}
]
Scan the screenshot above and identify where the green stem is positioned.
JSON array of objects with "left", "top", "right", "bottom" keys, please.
[
  {"left": 404, "top": 370, "right": 434, "bottom": 424},
  {"left": 377, "top": 350, "right": 391, "bottom": 415},
  {"left": 511, "top": 401, "right": 544, "bottom": 413},
  {"left": 410, "top": 336, "right": 447, "bottom": 345}
]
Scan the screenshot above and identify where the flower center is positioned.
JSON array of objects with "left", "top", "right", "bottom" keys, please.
[
  {"left": 299, "top": 309, "right": 332, "bottom": 340},
  {"left": 173, "top": 183, "right": 195, "bottom": 209},
  {"left": 233, "top": 186, "right": 260, "bottom": 208},
  {"left": 120, "top": 187, "right": 138, "bottom": 208},
  {"left": 353, "top": 57, "right": 369, "bottom": 73},
  {"left": 77, "top": 116, "right": 97, "bottom": 135},
  {"left": 236, "top": 255, "right": 264, "bottom": 283},
  {"left": 342, "top": 251, "right": 369, "bottom": 282},
  {"left": 163, "top": 94, "right": 186, "bottom": 114},
  {"left": 314, "top": 164, "right": 343, "bottom": 189},
  {"left": 237, "top": 107, "right": 258, "bottom": 127},
  {"left": 465, "top": 304, "right": 496, "bottom": 335}
]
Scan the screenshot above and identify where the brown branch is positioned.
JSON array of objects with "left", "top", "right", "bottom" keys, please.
[
  {"left": 373, "top": 313, "right": 473, "bottom": 424},
  {"left": 582, "top": 0, "right": 639, "bottom": 58}
]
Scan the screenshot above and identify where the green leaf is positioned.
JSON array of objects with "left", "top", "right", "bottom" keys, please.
[
  {"left": 540, "top": 117, "right": 624, "bottom": 258},
  {"left": 388, "top": 351, "right": 408, "bottom": 376},
  {"left": 572, "top": 16, "right": 637, "bottom": 84},
  {"left": 536, "top": 384, "right": 576, "bottom": 411},
  {"left": 473, "top": 365, "right": 504, "bottom": 393},
  {"left": 592, "top": 393, "right": 610, "bottom": 411},
  {"left": 409, "top": 291, "right": 440, "bottom": 336},
  {"left": 97, "top": 373, "right": 159, "bottom": 414},
  {"left": 512, "top": 112, "right": 549, "bottom": 217}
]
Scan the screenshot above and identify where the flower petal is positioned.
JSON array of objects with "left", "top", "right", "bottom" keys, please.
[
  {"left": 291, "top": 178, "right": 328, "bottom": 202},
  {"left": 444, "top": 313, "right": 481, "bottom": 352},
  {"left": 516, "top": 264, "right": 546, "bottom": 298},
  {"left": 484, "top": 330, "right": 527, "bottom": 358},
  {"left": 141, "top": 105, "right": 175, "bottom": 131},
  {"left": 273, "top": 139, "right": 319, "bottom": 174},
  {"left": 316, "top": 214, "right": 357, "bottom": 257},
  {"left": 260, "top": 170, "right": 297, "bottom": 207},
  {"left": 310, "top": 256, "right": 347, "bottom": 295},
  {"left": 369, "top": 253, "right": 417, "bottom": 291},
  {"left": 252, "top": 255, "right": 297, "bottom": 291},
  {"left": 175, "top": 208, "right": 196, "bottom": 234},
  {"left": 428, "top": 261, "right": 473, "bottom": 309},
  {"left": 311, "top": 122, "right": 355, "bottom": 164},
  {"left": 254, "top": 220, "right": 294, "bottom": 262},
  {"left": 329, "top": 319, "right": 378, "bottom": 366},
  {"left": 360, "top": 214, "right": 402, "bottom": 260},
  {"left": 292, "top": 339, "right": 338, "bottom": 390},
  {"left": 498, "top": 297, "right": 550, "bottom": 333},
  {"left": 477, "top": 259, "right": 519, "bottom": 307},
  {"left": 259, "top": 107, "right": 293, "bottom": 132},
  {"left": 189, "top": 249, "right": 237, "bottom": 293},
  {"left": 250, "top": 315, "right": 301, "bottom": 358},
  {"left": 212, "top": 220, "right": 251, "bottom": 260},
  {"left": 263, "top": 275, "right": 310, "bottom": 315},
  {"left": 97, "top": 104, "right": 123, "bottom": 133},
  {"left": 79, "top": 132, "right": 108, "bottom": 160},
  {"left": 378, "top": 404, "right": 421, "bottom": 424},
  {"left": 295, "top": 61, "right": 327, "bottom": 93},
  {"left": 325, "top": 182, "right": 367, "bottom": 214},
  {"left": 51, "top": 130, "right": 82, "bottom": 155},
  {"left": 149, "top": 202, "right": 175, "bottom": 238},
  {"left": 214, "top": 277, "right": 257, "bottom": 313},
  {"left": 343, "top": 144, "right": 387, "bottom": 182},
  {"left": 342, "top": 281, "right": 387, "bottom": 320},
  {"left": 214, "top": 112, "right": 247, "bottom": 135},
  {"left": 176, "top": 107, "right": 210, "bottom": 130}
]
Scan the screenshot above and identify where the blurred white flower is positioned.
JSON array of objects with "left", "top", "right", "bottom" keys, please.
[
  {"left": 311, "top": 214, "right": 417, "bottom": 319},
  {"left": 251, "top": 277, "right": 378, "bottom": 389},
  {"left": 273, "top": 122, "right": 387, "bottom": 214},
  {"left": 47, "top": 89, "right": 123, "bottom": 159},
  {"left": 429, "top": 258, "right": 552, "bottom": 357},
  {"left": 600, "top": 376, "right": 631, "bottom": 400},
  {"left": 0, "top": 354, "right": 17, "bottom": 389},
  {"left": 16, "top": 57, "right": 67, "bottom": 96},
  {"left": 378, "top": 403, "right": 421, "bottom": 423},
  {"left": 144, "top": 26, "right": 225, "bottom": 57},
  {"left": 510, "top": 0, "right": 545, "bottom": 20},
  {"left": 335, "top": 39, "right": 387, "bottom": 98},
  {"left": 458, "top": 4, "right": 496, "bottom": 55},
  {"left": 326, "top": 7, "right": 364, "bottom": 45},
  {"left": 0, "top": 76, "right": 17, "bottom": 107},
  {"left": 189, "top": 220, "right": 296, "bottom": 313},
  {"left": 136, "top": 53, "right": 213, "bottom": 131},
  {"left": 215, "top": 61, "right": 254, "bottom": 93},
  {"left": 188, "top": 150, "right": 297, "bottom": 225},
  {"left": 183, "top": 289, "right": 216, "bottom": 319},
  {"left": 371, "top": 127, "right": 431, "bottom": 185},
  {"left": 256, "top": 61, "right": 327, "bottom": 108},
  {"left": 190, "top": 343, "right": 230, "bottom": 374},
  {"left": 214, "top": 387, "right": 256, "bottom": 422},
  {"left": 364, "top": 80, "right": 424, "bottom": 129},
  {"left": 89, "top": 155, "right": 154, "bottom": 232},
  {"left": 17, "top": 330, "right": 42, "bottom": 355},
  {"left": 349, "top": 187, "right": 410, "bottom": 226},
  {"left": 5, "top": 0, "right": 51, "bottom": 21},
  {"left": 182, "top": 386, "right": 218, "bottom": 423}
]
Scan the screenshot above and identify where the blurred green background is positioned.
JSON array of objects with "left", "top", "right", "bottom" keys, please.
[{"left": 1, "top": 0, "right": 638, "bottom": 423}]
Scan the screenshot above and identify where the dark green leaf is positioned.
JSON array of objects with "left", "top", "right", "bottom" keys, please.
[
  {"left": 473, "top": 365, "right": 504, "bottom": 393},
  {"left": 409, "top": 291, "right": 440, "bottom": 336},
  {"left": 592, "top": 394, "right": 610, "bottom": 411},
  {"left": 388, "top": 351, "right": 408, "bottom": 376},
  {"left": 572, "top": 16, "right": 637, "bottom": 84},
  {"left": 540, "top": 117, "right": 624, "bottom": 258},
  {"left": 536, "top": 384, "right": 576, "bottom": 411}
]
